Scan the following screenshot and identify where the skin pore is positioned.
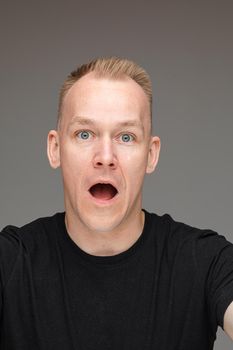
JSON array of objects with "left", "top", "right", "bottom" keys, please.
[{"left": 47, "top": 72, "right": 160, "bottom": 256}]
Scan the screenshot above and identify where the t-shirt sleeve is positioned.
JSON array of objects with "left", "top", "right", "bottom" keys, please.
[
  {"left": 0, "top": 226, "right": 21, "bottom": 317},
  {"left": 195, "top": 230, "right": 233, "bottom": 330}
]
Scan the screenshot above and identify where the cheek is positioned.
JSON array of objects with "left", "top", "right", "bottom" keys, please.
[
  {"left": 119, "top": 148, "right": 148, "bottom": 182},
  {"left": 120, "top": 145, "right": 148, "bottom": 166},
  {"left": 60, "top": 146, "right": 89, "bottom": 184},
  {"left": 61, "top": 142, "right": 90, "bottom": 167}
]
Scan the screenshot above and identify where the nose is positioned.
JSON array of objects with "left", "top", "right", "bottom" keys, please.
[{"left": 93, "top": 137, "right": 117, "bottom": 169}]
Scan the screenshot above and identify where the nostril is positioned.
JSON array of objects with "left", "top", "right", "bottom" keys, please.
[{"left": 94, "top": 161, "right": 115, "bottom": 167}]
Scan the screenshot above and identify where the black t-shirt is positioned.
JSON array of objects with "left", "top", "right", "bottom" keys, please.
[{"left": 1, "top": 210, "right": 233, "bottom": 349}]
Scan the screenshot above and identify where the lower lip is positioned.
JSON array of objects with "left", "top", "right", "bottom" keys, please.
[{"left": 88, "top": 191, "right": 119, "bottom": 206}]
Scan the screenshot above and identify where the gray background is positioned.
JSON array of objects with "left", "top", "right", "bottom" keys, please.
[{"left": 0, "top": 0, "right": 232, "bottom": 348}]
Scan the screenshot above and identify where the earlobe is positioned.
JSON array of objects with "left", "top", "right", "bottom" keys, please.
[
  {"left": 47, "top": 130, "right": 61, "bottom": 169},
  {"left": 146, "top": 136, "right": 161, "bottom": 174}
]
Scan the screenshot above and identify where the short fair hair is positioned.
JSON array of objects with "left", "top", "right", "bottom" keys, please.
[{"left": 57, "top": 56, "right": 152, "bottom": 128}]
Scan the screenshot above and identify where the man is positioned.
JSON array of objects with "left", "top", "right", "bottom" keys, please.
[{"left": 0, "top": 57, "right": 233, "bottom": 349}]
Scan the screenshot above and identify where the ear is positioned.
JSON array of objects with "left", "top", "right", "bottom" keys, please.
[
  {"left": 146, "top": 136, "right": 161, "bottom": 174},
  {"left": 47, "top": 130, "right": 60, "bottom": 169}
]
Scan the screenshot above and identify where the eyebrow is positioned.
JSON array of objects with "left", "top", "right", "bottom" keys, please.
[{"left": 68, "top": 116, "right": 145, "bottom": 130}]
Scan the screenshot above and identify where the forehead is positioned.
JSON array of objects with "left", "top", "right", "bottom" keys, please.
[{"left": 61, "top": 72, "right": 151, "bottom": 131}]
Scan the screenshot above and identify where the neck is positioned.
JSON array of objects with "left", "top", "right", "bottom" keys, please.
[{"left": 64, "top": 209, "right": 145, "bottom": 257}]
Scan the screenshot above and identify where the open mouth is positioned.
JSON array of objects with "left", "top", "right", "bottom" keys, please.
[{"left": 89, "top": 183, "right": 118, "bottom": 200}]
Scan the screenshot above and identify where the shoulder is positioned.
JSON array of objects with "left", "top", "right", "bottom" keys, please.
[
  {"left": 1, "top": 212, "right": 64, "bottom": 248},
  {"left": 147, "top": 209, "right": 223, "bottom": 240},
  {"left": 0, "top": 213, "right": 64, "bottom": 286},
  {"left": 146, "top": 209, "right": 232, "bottom": 257}
]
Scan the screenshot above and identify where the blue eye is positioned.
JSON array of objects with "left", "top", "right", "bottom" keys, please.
[
  {"left": 77, "top": 131, "right": 91, "bottom": 140},
  {"left": 120, "top": 134, "right": 134, "bottom": 142}
]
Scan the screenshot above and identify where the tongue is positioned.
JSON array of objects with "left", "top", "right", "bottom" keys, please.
[{"left": 90, "top": 184, "right": 116, "bottom": 200}]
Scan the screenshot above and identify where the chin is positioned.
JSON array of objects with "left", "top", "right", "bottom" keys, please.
[{"left": 80, "top": 210, "right": 126, "bottom": 234}]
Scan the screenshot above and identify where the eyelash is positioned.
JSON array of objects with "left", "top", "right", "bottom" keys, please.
[
  {"left": 118, "top": 133, "right": 135, "bottom": 143},
  {"left": 75, "top": 130, "right": 136, "bottom": 143},
  {"left": 76, "top": 130, "right": 93, "bottom": 140}
]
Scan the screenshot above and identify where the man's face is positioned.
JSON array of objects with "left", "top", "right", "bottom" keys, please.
[{"left": 48, "top": 72, "right": 160, "bottom": 233}]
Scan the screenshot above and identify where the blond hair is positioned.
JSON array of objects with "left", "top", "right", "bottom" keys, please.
[{"left": 57, "top": 56, "right": 152, "bottom": 127}]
